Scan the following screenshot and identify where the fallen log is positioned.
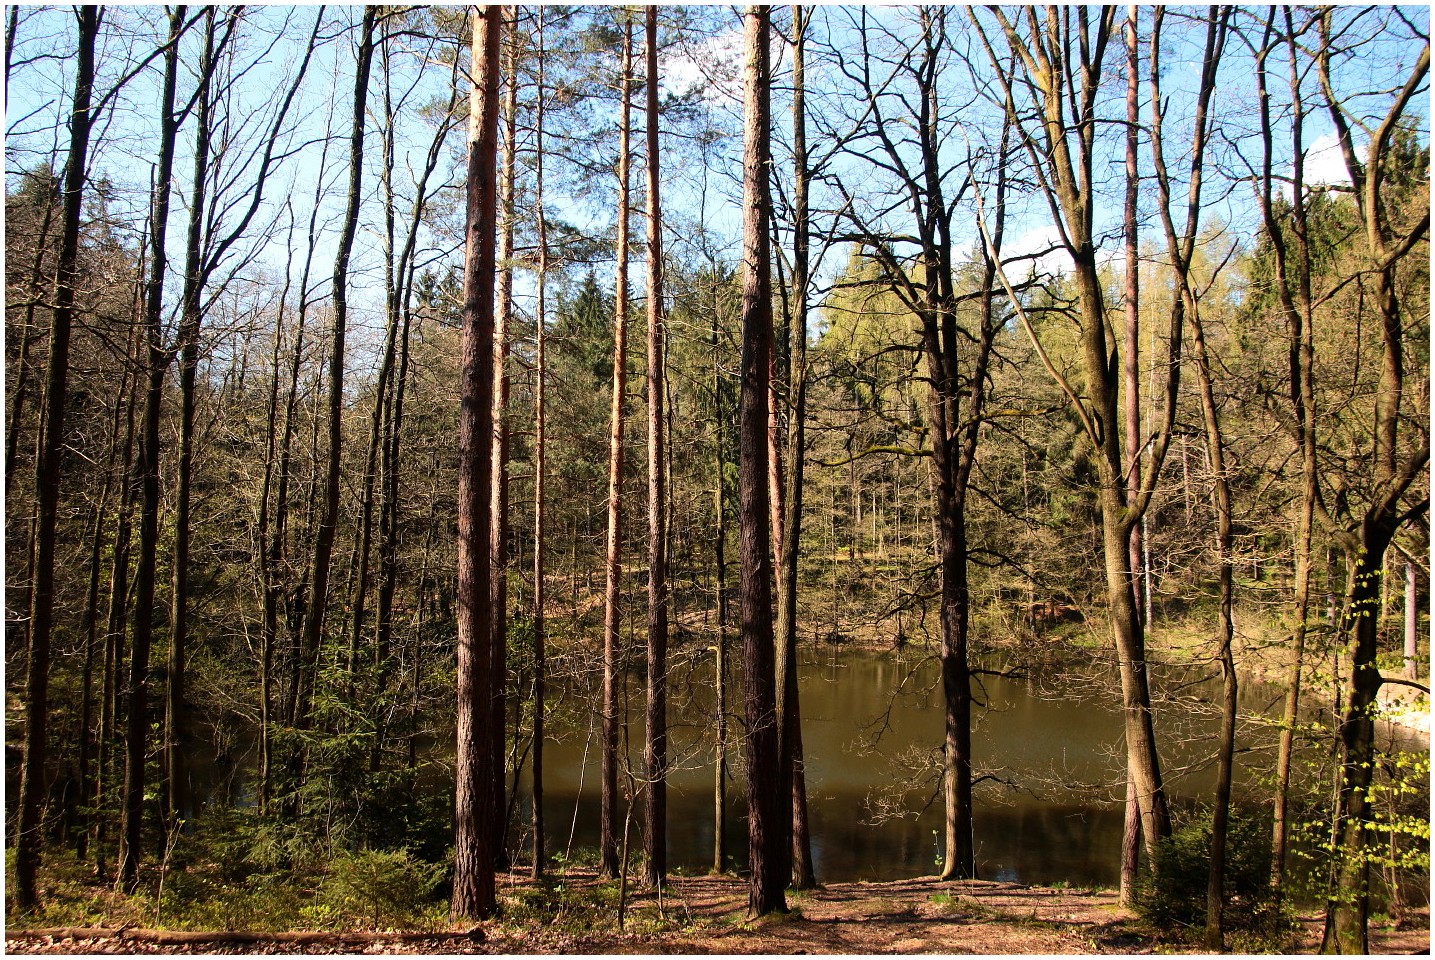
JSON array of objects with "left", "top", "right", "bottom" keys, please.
[{"left": 6, "top": 926, "right": 486, "bottom": 946}]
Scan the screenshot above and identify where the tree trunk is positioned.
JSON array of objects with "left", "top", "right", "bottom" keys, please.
[
  {"left": 292, "top": 6, "right": 377, "bottom": 784},
  {"left": 452, "top": 3, "right": 502, "bottom": 921},
  {"left": 600, "top": 12, "right": 633, "bottom": 881},
  {"left": 1256, "top": 9, "right": 1317, "bottom": 894},
  {"left": 118, "top": 5, "right": 185, "bottom": 891},
  {"left": 1119, "top": 8, "right": 1144, "bottom": 904},
  {"left": 711, "top": 301, "right": 728, "bottom": 876},
  {"left": 776, "top": 3, "right": 814, "bottom": 891},
  {"left": 487, "top": 4, "right": 517, "bottom": 868},
  {"left": 738, "top": 5, "right": 788, "bottom": 919},
  {"left": 166, "top": 7, "right": 217, "bottom": 834},
  {"left": 1404, "top": 561, "right": 1417, "bottom": 680},
  {"left": 642, "top": 5, "right": 668, "bottom": 890},
  {"left": 1314, "top": 19, "right": 1429, "bottom": 950},
  {"left": 531, "top": 16, "right": 548, "bottom": 877},
  {"left": 1321, "top": 519, "right": 1397, "bottom": 955}
]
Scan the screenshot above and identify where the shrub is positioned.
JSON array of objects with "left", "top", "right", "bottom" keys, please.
[
  {"left": 1137, "top": 810, "right": 1287, "bottom": 942},
  {"left": 316, "top": 848, "right": 446, "bottom": 931}
]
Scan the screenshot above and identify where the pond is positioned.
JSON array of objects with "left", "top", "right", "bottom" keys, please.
[{"left": 516, "top": 645, "right": 1426, "bottom": 887}]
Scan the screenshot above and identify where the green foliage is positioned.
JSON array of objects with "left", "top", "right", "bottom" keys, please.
[
  {"left": 501, "top": 875, "right": 622, "bottom": 933},
  {"left": 156, "top": 807, "right": 448, "bottom": 932},
  {"left": 1137, "top": 810, "right": 1287, "bottom": 944},
  {"left": 1294, "top": 745, "right": 1431, "bottom": 910},
  {"left": 317, "top": 848, "right": 447, "bottom": 931}
]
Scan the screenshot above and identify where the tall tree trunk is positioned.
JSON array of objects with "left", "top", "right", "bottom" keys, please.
[
  {"left": 119, "top": 5, "right": 186, "bottom": 891},
  {"left": 1257, "top": 9, "right": 1318, "bottom": 894},
  {"left": 1191, "top": 305, "right": 1237, "bottom": 952},
  {"left": 487, "top": 4, "right": 517, "bottom": 868},
  {"left": 292, "top": 6, "right": 377, "bottom": 780},
  {"left": 1147, "top": 12, "right": 1233, "bottom": 943},
  {"left": 738, "top": 4, "right": 787, "bottom": 919},
  {"left": 452, "top": 2, "right": 502, "bottom": 921},
  {"left": 600, "top": 12, "right": 634, "bottom": 881},
  {"left": 642, "top": 5, "right": 668, "bottom": 890},
  {"left": 1118, "top": 6, "right": 1144, "bottom": 905},
  {"left": 257, "top": 210, "right": 303, "bottom": 814},
  {"left": 711, "top": 300, "right": 728, "bottom": 876},
  {"left": 1314, "top": 19, "right": 1429, "bottom": 951},
  {"left": 95, "top": 315, "right": 142, "bottom": 871},
  {"left": 975, "top": 7, "right": 1179, "bottom": 861},
  {"left": 166, "top": 7, "right": 217, "bottom": 834},
  {"left": 775, "top": 3, "right": 814, "bottom": 891},
  {"left": 530, "top": 15, "right": 548, "bottom": 878}
]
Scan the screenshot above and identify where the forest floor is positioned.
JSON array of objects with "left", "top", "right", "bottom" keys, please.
[{"left": 7, "top": 870, "right": 1429, "bottom": 955}]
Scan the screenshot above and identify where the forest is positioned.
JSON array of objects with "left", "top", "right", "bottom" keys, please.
[{"left": 3, "top": 4, "right": 1430, "bottom": 955}]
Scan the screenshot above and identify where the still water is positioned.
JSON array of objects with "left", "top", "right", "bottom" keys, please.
[{"left": 517, "top": 648, "right": 1421, "bottom": 887}]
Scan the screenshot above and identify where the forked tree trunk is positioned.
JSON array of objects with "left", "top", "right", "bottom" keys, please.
[
  {"left": 1118, "top": 7, "right": 1143, "bottom": 904},
  {"left": 1314, "top": 17, "right": 1429, "bottom": 951}
]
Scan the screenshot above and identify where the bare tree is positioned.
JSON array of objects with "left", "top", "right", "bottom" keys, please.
[
  {"left": 118, "top": 5, "right": 187, "bottom": 891},
  {"left": 1144, "top": 8, "right": 1233, "bottom": 946},
  {"left": 1313, "top": 15, "right": 1429, "bottom": 951},
  {"left": 291, "top": 5, "right": 378, "bottom": 788},
  {"left": 972, "top": 6, "right": 1181, "bottom": 861},
  {"left": 15, "top": 2, "right": 99, "bottom": 911}
]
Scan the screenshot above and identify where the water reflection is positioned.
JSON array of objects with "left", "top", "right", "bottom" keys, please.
[{"left": 522, "top": 648, "right": 1405, "bottom": 886}]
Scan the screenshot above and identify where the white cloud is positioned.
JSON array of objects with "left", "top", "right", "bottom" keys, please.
[
  {"left": 999, "top": 223, "right": 1075, "bottom": 280},
  {"left": 662, "top": 27, "right": 744, "bottom": 105},
  {"left": 1303, "top": 132, "right": 1354, "bottom": 187}
]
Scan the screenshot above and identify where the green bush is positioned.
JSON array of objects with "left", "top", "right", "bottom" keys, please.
[
  {"left": 316, "top": 848, "right": 446, "bottom": 931},
  {"left": 1137, "top": 810, "right": 1287, "bottom": 941}
]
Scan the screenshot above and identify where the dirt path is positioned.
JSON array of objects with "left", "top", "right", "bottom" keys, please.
[{"left": 8, "top": 871, "right": 1429, "bottom": 954}]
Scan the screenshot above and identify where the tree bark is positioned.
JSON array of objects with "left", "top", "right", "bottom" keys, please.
[
  {"left": 452, "top": 2, "right": 502, "bottom": 922},
  {"left": 776, "top": 3, "right": 814, "bottom": 891},
  {"left": 642, "top": 5, "right": 668, "bottom": 890},
  {"left": 16, "top": 8, "right": 98, "bottom": 907},
  {"left": 738, "top": 4, "right": 788, "bottom": 919},
  {"left": 165, "top": 7, "right": 217, "bottom": 834},
  {"left": 531, "top": 13, "right": 549, "bottom": 877},
  {"left": 119, "top": 5, "right": 185, "bottom": 891},
  {"left": 487, "top": 3, "right": 517, "bottom": 868},
  {"left": 1118, "top": 7, "right": 1144, "bottom": 905},
  {"left": 292, "top": 6, "right": 377, "bottom": 787},
  {"left": 600, "top": 12, "right": 634, "bottom": 881}
]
